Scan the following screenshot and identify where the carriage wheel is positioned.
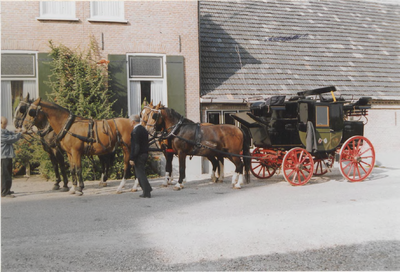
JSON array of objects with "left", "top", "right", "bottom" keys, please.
[
  {"left": 250, "top": 148, "right": 277, "bottom": 179},
  {"left": 339, "top": 136, "right": 375, "bottom": 182},
  {"left": 313, "top": 156, "right": 334, "bottom": 176},
  {"left": 282, "top": 148, "right": 314, "bottom": 186}
]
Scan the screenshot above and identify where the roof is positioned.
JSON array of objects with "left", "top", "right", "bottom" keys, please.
[{"left": 199, "top": 0, "right": 400, "bottom": 102}]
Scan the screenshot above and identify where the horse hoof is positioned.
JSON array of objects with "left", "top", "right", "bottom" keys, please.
[
  {"left": 131, "top": 188, "right": 137, "bottom": 192},
  {"left": 75, "top": 191, "right": 83, "bottom": 196},
  {"left": 116, "top": 190, "right": 123, "bottom": 194},
  {"left": 52, "top": 185, "right": 60, "bottom": 190},
  {"left": 173, "top": 187, "right": 181, "bottom": 191},
  {"left": 61, "top": 187, "right": 69, "bottom": 192},
  {"left": 233, "top": 185, "right": 241, "bottom": 189},
  {"left": 69, "top": 190, "right": 75, "bottom": 195},
  {"left": 99, "top": 182, "right": 108, "bottom": 187},
  {"left": 161, "top": 184, "right": 168, "bottom": 188}
]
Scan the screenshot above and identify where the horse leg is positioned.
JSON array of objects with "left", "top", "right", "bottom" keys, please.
[
  {"left": 116, "top": 146, "right": 130, "bottom": 194},
  {"left": 231, "top": 157, "right": 244, "bottom": 189},
  {"left": 162, "top": 151, "right": 174, "bottom": 187},
  {"left": 48, "top": 149, "right": 61, "bottom": 190},
  {"left": 98, "top": 155, "right": 108, "bottom": 187},
  {"left": 55, "top": 148, "right": 69, "bottom": 192},
  {"left": 68, "top": 155, "right": 77, "bottom": 194},
  {"left": 217, "top": 156, "right": 224, "bottom": 182},
  {"left": 208, "top": 156, "right": 218, "bottom": 183},
  {"left": 74, "top": 154, "right": 84, "bottom": 196},
  {"left": 174, "top": 152, "right": 186, "bottom": 191}
]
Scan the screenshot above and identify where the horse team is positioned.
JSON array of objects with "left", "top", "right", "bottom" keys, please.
[{"left": 14, "top": 95, "right": 251, "bottom": 196}]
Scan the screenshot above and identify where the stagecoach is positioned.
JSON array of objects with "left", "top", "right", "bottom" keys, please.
[{"left": 231, "top": 86, "right": 375, "bottom": 186}]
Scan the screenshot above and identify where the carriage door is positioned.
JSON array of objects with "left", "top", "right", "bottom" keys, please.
[{"left": 315, "top": 104, "right": 342, "bottom": 151}]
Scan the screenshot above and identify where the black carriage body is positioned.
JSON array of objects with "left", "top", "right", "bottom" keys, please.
[{"left": 232, "top": 86, "right": 370, "bottom": 154}]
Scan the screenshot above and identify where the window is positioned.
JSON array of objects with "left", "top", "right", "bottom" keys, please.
[
  {"left": 316, "top": 106, "right": 329, "bottom": 127},
  {"left": 89, "top": 1, "right": 127, "bottom": 23},
  {"left": 208, "top": 112, "right": 220, "bottom": 124},
  {"left": 129, "top": 56, "right": 163, "bottom": 78},
  {"left": 127, "top": 54, "right": 166, "bottom": 116},
  {"left": 37, "top": 1, "right": 78, "bottom": 21},
  {"left": 206, "top": 110, "right": 241, "bottom": 125},
  {"left": 1, "top": 54, "right": 36, "bottom": 77},
  {"left": 1, "top": 52, "right": 38, "bottom": 128}
]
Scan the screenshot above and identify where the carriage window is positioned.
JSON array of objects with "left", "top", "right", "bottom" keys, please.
[
  {"left": 316, "top": 106, "right": 329, "bottom": 127},
  {"left": 208, "top": 112, "right": 220, "bottom": 124}
]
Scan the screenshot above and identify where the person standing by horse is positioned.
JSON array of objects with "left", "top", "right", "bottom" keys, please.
[
  {"left": 1, "top": 116, "right": 23, "bottom": 198},
  {"left": 129, "top": 114, "right": 152, "bottom": 198}
]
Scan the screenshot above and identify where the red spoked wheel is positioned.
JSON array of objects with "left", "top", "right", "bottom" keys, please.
[
  {"left": 313, "top": 156, "right": 334, "bottom": 176},
  {"left": 250, "top": 148, "right": 277, "bottom": 179},
  {"left": 339, "top": 136, "right": 375, "bottom": 182},
  {"left": 282, "top": 148, "right": 314, "bottom": 186}
]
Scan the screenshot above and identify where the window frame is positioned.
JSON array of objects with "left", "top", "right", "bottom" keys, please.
[
  {"left": 316, "top": 106, "right": 330, "bottom": 127},
  {"left": 1, "top": 51, "right": 39, "bottom": 129},
  {"left": 128, "top": 56, "right": 164, "bottom": 78},
  {"left": 88, "top": 1, "right": 128, "bottom": 23},
  {"left": 126, "top": 53, "right": 167, "bottom": 116},
  {"left": 37, "top": 1, "right": 79, "bottom": 21}
]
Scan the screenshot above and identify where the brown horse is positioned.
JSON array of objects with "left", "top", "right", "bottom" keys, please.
[
  {"left": 14, "top": 94, "right": 115, "bottom": 191},
  {"left": 23, "top": 98, "right": 132, "bottom": 195},
  {"left": 145, "top": 103, "right": 250, "bottom": 189},
  {"left": 140, "top": 102, "right": 225, "bottom": 187}
]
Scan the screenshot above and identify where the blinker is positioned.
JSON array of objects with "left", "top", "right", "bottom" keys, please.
[{"left": 28, "top": 108, "right": 37, "bottom": 117}]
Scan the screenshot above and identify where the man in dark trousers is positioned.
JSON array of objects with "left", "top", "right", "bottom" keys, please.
[
  {"left": 1, "top": 116, "right": 22, "bottom": 198},
  {"left": 129, "top": 114, "right": 152, "bottom": 198}
]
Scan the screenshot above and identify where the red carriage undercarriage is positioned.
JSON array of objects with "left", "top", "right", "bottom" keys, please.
[{"left": 232, "top": 86, "right": 376, "bottom": 186}]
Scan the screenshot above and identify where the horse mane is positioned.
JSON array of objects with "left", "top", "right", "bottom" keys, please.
[
  {"left": 160, "top": 105, "right": 194, "bottom": 125},
  {"left": 39, "top": 100, "right": 71, "bottom": 114},
  {"left": 39, "top": 100, "right": 92, "bottom": 121}
]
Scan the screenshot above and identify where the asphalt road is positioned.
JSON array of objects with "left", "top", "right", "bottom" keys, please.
[{"left": 1, "top": 166, "right": 400, "bottom": 271}]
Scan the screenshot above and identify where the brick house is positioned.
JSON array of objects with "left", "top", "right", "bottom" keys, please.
[{"left": 1, "top": 1, "right": 200, "bottom": 124}]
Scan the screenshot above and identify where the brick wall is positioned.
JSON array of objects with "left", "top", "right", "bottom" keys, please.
[{"left": 1, "top": 1, "right": 200, "bottom": 120}]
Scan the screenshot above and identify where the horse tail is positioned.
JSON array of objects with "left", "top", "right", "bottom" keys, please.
[{"left": 240, "top": 126, "right": 251, "bottom": 184}]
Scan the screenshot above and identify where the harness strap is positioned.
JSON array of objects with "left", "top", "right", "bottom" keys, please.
[
  {"left": 37, "top": 123, "right": 53, "bottom": 137},
  {"left": 56, "top": 114, "right": 76, "bottom": 141},
  {"left": 113, "top": 119, "right": 129, "bottom": 149}
]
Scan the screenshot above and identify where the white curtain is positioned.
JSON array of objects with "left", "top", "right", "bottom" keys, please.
[
  {"left": 1, "top": 81, "right": 12, "bottom": 122},
  {"left": 151, "top": 80, "right": 164, "bottom": 105},
  {"left": 129, "top": 81, "right": 141, "bottom": 116},
  {"left": 23, "top": 80, "right": 37, "bottom": 100}
]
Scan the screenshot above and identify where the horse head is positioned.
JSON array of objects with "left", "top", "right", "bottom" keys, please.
[
  {"left": 140, "top": 100, "right": 154, "bottom": 126},
  {"left": 13, "top": 93, "right": 33, "bottom": 129},
  {"left": 22, "top": 98, "right": 46, "bottom": 131},
  {"left": 145, "top": 102, "right": 164, "bottom": 136}
]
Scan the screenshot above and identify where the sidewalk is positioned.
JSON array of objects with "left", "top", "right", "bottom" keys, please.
[{"left": 3, "top": 173, "right": 217, "bottom": 201}]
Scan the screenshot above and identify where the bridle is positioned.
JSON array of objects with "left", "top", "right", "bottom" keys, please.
[{"left": 14, "top": 100, "right": 31, "bottom": 129}]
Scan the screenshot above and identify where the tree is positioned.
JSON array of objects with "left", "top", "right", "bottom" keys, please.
[{"left": 46, "top": 38, "right": 114, "bottom": 119}]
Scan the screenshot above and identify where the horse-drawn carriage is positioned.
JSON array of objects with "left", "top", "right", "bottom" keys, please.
[{"left": 231, "top": 86, "right": 375, "bottom": 186}]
